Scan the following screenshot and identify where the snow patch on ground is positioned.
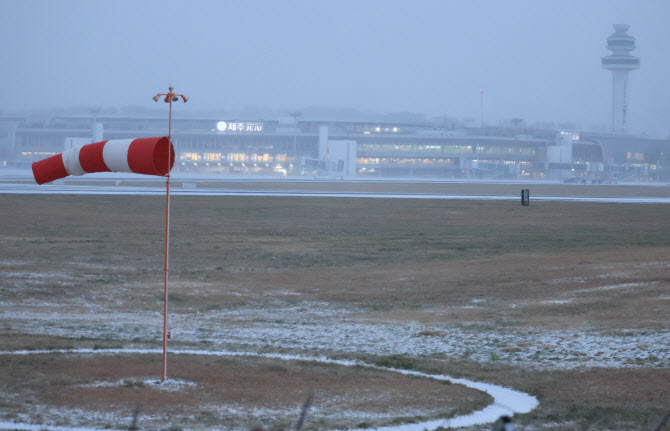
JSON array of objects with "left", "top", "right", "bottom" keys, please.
[
  {"left": 549, "top": 277, "right": 587, "bottom": 285},
  {"left": 0, "top": 420, "right": 121, "bottom": 431},
  {"left": 2, "top": 300, "right": 669, "bottom": 369},
  {"left": 78, "top": 378, "right": 196, "bottom": 391},
  {"left": 2, "top": 271, "right": 76, "bottom": 287},
  {"left": 0, "top": 406, "right": 136, "bottom": 431},
  {"left": 574, "top": 282, "right": 657, "bottom": 293}
]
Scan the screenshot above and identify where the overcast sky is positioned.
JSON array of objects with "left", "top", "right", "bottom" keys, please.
[{"left": 2, "top": 0, "right": 669, "bottom": 135}]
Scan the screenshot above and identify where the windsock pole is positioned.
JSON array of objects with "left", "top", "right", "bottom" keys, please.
[
  {"left": 162, "top": 97, "right": 171, "bottom": 383},
  {"left": 153, "top": 86, "right": 187, "bottom": 382}
]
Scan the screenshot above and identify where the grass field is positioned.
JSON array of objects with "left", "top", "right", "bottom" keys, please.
[{"left": 1, "top": 189, "right": 669, "bottom": 430}]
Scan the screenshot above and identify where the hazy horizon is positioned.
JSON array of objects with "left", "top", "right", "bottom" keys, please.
[{"left": 2, "top": 0, "right": 669, "bottom": 136}]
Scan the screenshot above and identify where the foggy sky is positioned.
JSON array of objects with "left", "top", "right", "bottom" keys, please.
[{"left": 2, "top": 0, "right": 669, "bottom": 136}]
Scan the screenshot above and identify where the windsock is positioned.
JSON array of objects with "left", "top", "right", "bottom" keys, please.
[{"left": 32, "top": 137, "right": 175, "bottom": 185}]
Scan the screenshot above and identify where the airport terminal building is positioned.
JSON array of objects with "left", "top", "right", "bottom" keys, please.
[{"left": 2, "top": 114, "right": 669, "bottom": 181}]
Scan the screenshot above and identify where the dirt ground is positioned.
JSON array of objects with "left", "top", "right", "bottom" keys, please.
[
  {"left": 0, "top": 353, "right": 488, "bottom": 430},
  {"left": 0, "top": 187, "right": 669, "bottom": 430}
]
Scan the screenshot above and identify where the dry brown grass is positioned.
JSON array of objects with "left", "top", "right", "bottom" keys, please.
[
  {"left": 0, "top": 353, "right": 490, "bottom": 430},
  {"left": 1, "top": 190, "right": 669, "bottom": 430}
]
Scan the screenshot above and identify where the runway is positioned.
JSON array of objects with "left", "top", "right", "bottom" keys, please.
[{"left": 2, "top": 182, "right": 670, "bottom": 203}]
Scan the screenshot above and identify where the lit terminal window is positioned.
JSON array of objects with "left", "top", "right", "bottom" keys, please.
[
  {"left": 181, "top": 152, "right": 200, "bottom": 161},
  {"left": 626, "top": 152, "right": 644, "bottom": 160},
  {"left": 229, "top": 153, "right": 248, "bottom": 162},
  {"left": 203, "top": 152, "right": 222, "bottom": 161},
  {"left": 249, "top": 154, "right": 273, "bottom": 163}
]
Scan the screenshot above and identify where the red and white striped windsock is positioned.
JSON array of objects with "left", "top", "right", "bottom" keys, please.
[{"left": 32, "top": 137, "right": 175, "bottom": 185}]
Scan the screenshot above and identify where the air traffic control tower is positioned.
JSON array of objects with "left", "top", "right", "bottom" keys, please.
[{"left": 601, "top": 24, "right": 640, "bottom": 134}]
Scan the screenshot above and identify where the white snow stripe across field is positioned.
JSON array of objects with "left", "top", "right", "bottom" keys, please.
[
  {"left": 0, "top": 348, "right": 538, "bottom": 431},
  {"left": 0, "top": 421, "right": 113, "bottom": 431}
]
